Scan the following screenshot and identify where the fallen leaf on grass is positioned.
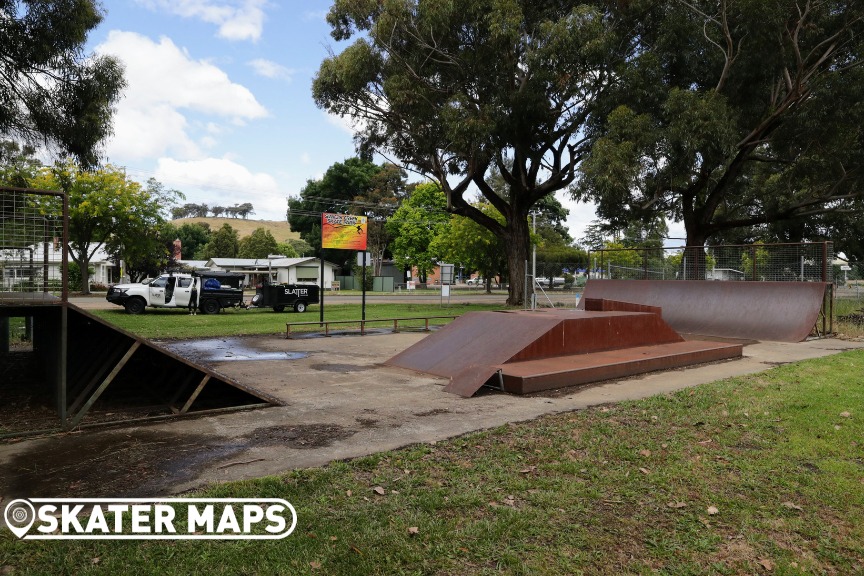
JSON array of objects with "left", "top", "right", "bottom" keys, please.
[
  {"left": 408, "top": 527, "right": 419, "bottom": 535},
  {"left": 520, "top": 466, "right": 537, "bottom": 474},
  {"left": 639, "top": 467, "right": 651, "bottom": 475},
  {"left": 782, "top": 501, "right": 803, "bottom": 511},
  {"left": 707, "top": 506, "right": 719, "bottom": 515},
  {"left": 639, "top": 449, "right": 652, "bottom": 457},
  {"left": 840, "top": 411, "right": 851, "bottom": 418},
  {"left": 91, "top": 558, "right": 101, "bottom": 565},
  {"left": 372, "top": 486, "right": 386, "bottom": 496},
  {"left": 309, "top": 561, "right": 321, "bottom": 570},
  {"left": 759, "top": 558, "right": 775, "bottom": 571},
  {"left": 697, "top": 439, "right": 713, "bottom": 445},
  {"left": 667, "top": 501, "right": 687, "bottom": 509},
  {"left": 346, "top": 490, "right": 352, "bottom": 497}
]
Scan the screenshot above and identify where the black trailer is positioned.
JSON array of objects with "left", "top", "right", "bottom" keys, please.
[
  {"left": 252, "top": 283, "right": 320, "bottom": 313},
  {"left": 193, "top": 270, "right": 246, "bottom": 314}
]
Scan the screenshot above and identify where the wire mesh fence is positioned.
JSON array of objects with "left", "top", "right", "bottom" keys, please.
[
  {"left": 0, "top": 187, "right": 67, "bottom": 303},
  {"left": 587, "top": 242, "right": 835, "bottom": 283}
]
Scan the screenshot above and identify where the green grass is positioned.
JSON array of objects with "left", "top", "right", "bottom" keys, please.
[
  {"left": 2, "top": 351, "right": 863, "bottom": 574},
  {"left": 88, "top": 302, "right": 511, "bottom": 339},
  {"left": 834, "top": 297, "right": 864, "bottom": 338}
]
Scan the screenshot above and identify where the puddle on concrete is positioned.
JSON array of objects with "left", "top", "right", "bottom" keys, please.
[{"left": 159, "top": 338, "right": 308, "bottom": 363}]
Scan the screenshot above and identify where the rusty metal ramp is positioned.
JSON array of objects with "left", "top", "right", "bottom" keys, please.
[
  {"left": 385, "top": 308, "right": 741, "bottom": 397},
  {"left": 578, "top": 280, "right": 828, "bottom": 342}
]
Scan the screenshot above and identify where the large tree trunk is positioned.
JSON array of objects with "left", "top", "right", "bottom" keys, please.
[
  {"left": 683, "top": 225, "right": 708, "bottom": 281},
  {"left": 502, "top": 215, "right": 530, "bottom": 306}
]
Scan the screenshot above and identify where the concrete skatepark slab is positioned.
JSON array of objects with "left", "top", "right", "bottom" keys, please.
[{"left": 2, "top": 331, "right": 861, "bottom": 501}]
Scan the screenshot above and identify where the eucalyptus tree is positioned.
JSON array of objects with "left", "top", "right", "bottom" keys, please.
[
  {"left": 313, "top": 0, "right": 623, "bottom": 304},
  {"left": 577, "top": 0, "right": 864, "bottom": 275},
  {"left": 0, "top": 0, "right": 125, "bottom": 166}
]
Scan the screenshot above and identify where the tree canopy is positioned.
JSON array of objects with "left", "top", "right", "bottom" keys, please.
[
  {"left": 386, "top": 182, "right": 449, "bottom": 283},
  {"left": 0, "top": 0, "right": 125, "bottom": 166},
  {"left": 287, "top": 158, "right": 407, "bottom": 268},
  {"left": 576, "top": 0, "right": 864, "bottom": 268},
  {"left": 313, "top": 0, "right": 623, "bottom": 304},
  {"left": 31, "top": 163, "right": 179, "bottom": 293}
]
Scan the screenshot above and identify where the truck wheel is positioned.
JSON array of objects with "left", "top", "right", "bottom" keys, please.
[
  {"left": 293, "top": 301, "right": 307, "bottom": 313},
  {"left": 273, "top": 305, "right": 285, "bottom": 313},
  {"left": 201, "top": 299, "right": 220, "bottom": 314},
  {"left": 124, "top": 297, "right": 146, "bottom": 315}
]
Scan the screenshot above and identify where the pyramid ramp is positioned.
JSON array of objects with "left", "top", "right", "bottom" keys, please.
[{"left": 579, "top": 280, "right": 828, "bottom": 342}]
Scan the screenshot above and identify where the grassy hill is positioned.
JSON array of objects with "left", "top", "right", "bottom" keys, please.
[{"left": 172, "top": 217, "right": 300, "bottom": 243}]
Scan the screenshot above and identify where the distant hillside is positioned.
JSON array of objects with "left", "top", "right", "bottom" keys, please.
[{"left": 172, "top": 217, "right": 300, "bottom": 243}]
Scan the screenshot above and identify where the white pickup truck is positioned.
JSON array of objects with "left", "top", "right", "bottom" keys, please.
[
  {"left": 535, "top": 276, "right": 566, "bottom": 288},
  {"left": 106, "top": 271, "right": 245, "bottom": 314}
]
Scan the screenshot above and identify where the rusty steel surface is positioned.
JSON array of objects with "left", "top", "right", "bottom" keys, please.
[
  {"left": 579, "top": 280, "right": 828, "bottom": 342},
  {"left": 386, "top": 308, "right": 744, "bottom": 397},
  {"left": 499, "top": 340, "right": 743, "bottom": 394}
]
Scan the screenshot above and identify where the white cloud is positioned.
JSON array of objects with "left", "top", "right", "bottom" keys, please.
[
  {"left": 248, "top": 58, "right": 294, "bottom": 81},
  {"left": 136, "top": 0, "right": 267, "bottom": 42},
  {"left": 155, "top": 157, "right": 286, "bottom": 219},
  {"left": 300, "top": 152, "right": 311, "bottom": 165},
  {"left": 96, "top": 31, "right": 267, "bottom": 161}
]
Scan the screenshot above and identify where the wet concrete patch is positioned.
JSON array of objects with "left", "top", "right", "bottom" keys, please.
[
  {"left": 0, "top": 430, "right": 243, "bottom": 499},
  {"left": 310, "top": 363, "right": 375, "bottom": 372},
  {"left": 245, "top": 424, "right": 356, "bottom": 449},
  {"left": 159, "top": 337, "right": 308, "bottom": 363}
]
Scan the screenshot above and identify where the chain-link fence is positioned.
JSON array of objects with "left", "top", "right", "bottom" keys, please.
[
  {"left": 0, "top": 187, "right": 67, "bottom": 302},
  {"left": 587, "top": 242, "right": 834, "bottom": 283}
]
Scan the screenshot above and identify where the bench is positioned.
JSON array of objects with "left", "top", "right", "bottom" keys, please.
[{"left": 285, "top": 316, "right": 457, "bottom": 339}]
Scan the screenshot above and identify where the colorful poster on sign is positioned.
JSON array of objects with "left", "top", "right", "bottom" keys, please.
[{"left": 321, "top": 213, "right": 368, "bottom": 250}]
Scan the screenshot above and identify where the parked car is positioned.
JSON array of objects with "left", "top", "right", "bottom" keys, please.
[{"left": 106, "top": 271, "right": 245, "bottom": 314}]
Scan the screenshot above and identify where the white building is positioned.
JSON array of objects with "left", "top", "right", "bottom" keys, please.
[{"left": 205, "top": 257, "right": 339, "bottom": 288}]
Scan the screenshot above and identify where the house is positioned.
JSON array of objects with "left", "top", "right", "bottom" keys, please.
[
  {"left": 0, "top": 241, "right": 116, "bottom": 290},
  {"left": 205, "top": 257, "right": 340, "bottom": 288}
]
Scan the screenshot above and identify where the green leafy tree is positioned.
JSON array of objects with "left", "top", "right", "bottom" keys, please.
[
  {"left": 386, "top": 183, "right": 449, "bottom": 283},
  {"left": 199, "top": 223, "right": 239, "bottom": 259},
  {"left": 274, "top": 242, "right": 300, "bottom": 258},
  {"left": 431, "top": 201, "right": 507, "bottom": 293},
  {"left": 577, "top": 1, "right": 864, "bottom": 276},
  {"left": 238, "top": 227, "right": 279, "bottom": 259},
  {"left": 176, "top": 222, "right": 211, "bottom": 261},
  {"left": 313, "top": 1, "right": 623, "bottom": 305},
  {"left": 31, "top": 163, "right": 177, "bottom": 293},
  {"left": 286, "top": 238, "right": 312, "bottom": 257},
  {"left": 0, "top": 1, "right": 125, "bottom": 166},
  {"left": 0, "top": 140, "right": 42, "bottom": 187}
]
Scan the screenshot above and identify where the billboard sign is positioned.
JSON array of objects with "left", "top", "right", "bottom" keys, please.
[{"left": 321, "top": 213, "right": 367, "bottom": 250}]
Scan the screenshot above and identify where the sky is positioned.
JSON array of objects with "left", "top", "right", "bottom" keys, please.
[{"left": 89, "top": 0, "right": 685, "bottom": 244}]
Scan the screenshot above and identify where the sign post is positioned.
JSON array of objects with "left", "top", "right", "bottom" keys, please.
[{"left": 321, "top": 213, "right": 368, "bottom": 323}]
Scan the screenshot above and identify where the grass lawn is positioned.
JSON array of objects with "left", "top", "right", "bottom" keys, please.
[
  {"left": 2, "top": 350, "right": 863, "bottom": 574},
  {"left": 88, "top": 302, "right": 511, "bottom": 340}
]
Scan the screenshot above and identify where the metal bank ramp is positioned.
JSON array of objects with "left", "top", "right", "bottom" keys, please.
[{"left": 385, "top": 304, "right": 742, "bottom": 397}]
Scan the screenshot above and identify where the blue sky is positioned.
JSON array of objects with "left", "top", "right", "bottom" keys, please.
[{"left": 90, "top": 0, "right": 676, "bottom": 243}]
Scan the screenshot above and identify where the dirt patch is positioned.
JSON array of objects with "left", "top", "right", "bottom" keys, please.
[
  {"left": 244, "top": 423, "right": 356, "bottom": 449},
  {"left": 413, "top": 408, "right": 451, "bottom": 417}
]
